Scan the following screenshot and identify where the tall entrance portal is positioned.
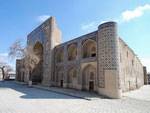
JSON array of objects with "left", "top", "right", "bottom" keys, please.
[{"left": 31, "top": 42, "right": 43, "bottom": 84}]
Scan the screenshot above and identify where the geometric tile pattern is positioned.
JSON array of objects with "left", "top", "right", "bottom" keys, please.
[{"left": 98, "top": 22, "right": 119, "bottom": 88}]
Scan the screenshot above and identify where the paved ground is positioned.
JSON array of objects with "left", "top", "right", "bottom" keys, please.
[
  {"left": 0, "top": 81, "right": 150, "bottom": 113},
  {"left": 32, "top": 83, "right": 103, "bottom": 100},
  {"left": 123, "top": 85, "right": 150, "bottom": 101}
]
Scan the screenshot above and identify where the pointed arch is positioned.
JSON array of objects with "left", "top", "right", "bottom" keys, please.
[
  {"left": 67, "top": 43, "right": 77, "bottom": 61},
  {"left": 55, "top": 47, "right": 64, "bottom": 63},
  {"left": 82, "top": 39, "right": 96, "bottom": 58},
  {"left": 31, "top": 41, "right": 43, "bottom": 83},
  {"left": 56, "top": 66, "right": 64, "bottom": 87},
  {"left": 82, "top": 64, "right": 96, "bottom": 91}
]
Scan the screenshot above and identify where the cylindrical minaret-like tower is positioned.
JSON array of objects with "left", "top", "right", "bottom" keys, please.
[{"left": 97, "top": 22, "right": 122, "bottom": 98}]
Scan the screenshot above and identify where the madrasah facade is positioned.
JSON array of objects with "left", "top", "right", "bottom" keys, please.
[{"left": 16, "top": 17, "right": 144, "bottom": 98}]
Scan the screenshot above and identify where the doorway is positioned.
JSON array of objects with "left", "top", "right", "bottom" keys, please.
[
  {"left": 60, "top": 80, "right": 63, "bottom": 87},
  {"left": 89, "top": 81, "right": 94, "bottom": 91}
]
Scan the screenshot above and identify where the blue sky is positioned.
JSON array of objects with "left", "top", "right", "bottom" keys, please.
[{"left": 0, "top": 0, "right": 150, "bottom": 72}]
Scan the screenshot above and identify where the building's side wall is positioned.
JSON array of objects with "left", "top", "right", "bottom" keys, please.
[{"left": 119, "top": 38, "right": 144, "bottom": 92}]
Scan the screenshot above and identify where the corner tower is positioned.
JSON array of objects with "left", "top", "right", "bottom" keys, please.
[{"left": 97, "top": 22, "right": 122, "bottom": 98}]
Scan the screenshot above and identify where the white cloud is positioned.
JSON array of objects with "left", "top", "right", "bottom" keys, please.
[
  {"left": 141, "top": 57, "right": 150, "bottom": 73},
  {"left": 122, "top": 4, "right": 150, "bottom": 22},
  {"left": 81, "top": 18, "right": 118, "bottom": 32},
  {"left": 37, "top": 15, "right": 50, "bottom": 22},
  {"left": 81, "top": 21, "right": 98, "bottom": 32}
]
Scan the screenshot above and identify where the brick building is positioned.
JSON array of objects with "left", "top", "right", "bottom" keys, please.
[{"left": 16, "top": 17, "right": 144, "bottom": 98}]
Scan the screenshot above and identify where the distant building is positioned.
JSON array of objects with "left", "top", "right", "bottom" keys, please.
[
  {"left": 0, "top": 70, "right": 2, "bottom": 80},
  {"left": 143, "top": 66, "right": 148, "bottom": 84},
  {"left": 148, "top": 73, "right": 150, "bottom": 84},
  {"left": 5, "top": 72, "right": 16, "bottom": 80},
  {"left": 16, "top": 17, "right": 144, "bottom": 98}
]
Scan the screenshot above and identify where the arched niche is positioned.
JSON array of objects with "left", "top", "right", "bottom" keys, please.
[
  {"left": 31, "top": 42, "right": 43, "bottom": 83},
  {"left": 56, "top": 66, "right": 64, "bottom": 87},
  {"left": 82, "top": 39, "right": 96, "bottom": 58},
  {"left": 67, "top": 43, "right": 77, "bottom": 61},
  {"left": 82, "top": 64, "right": 96, "bottom": 91},
  {"left": 55, "top": 47, "right": 64, "bottom": 63}
]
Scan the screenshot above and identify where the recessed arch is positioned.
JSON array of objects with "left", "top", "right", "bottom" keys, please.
[
  {"left": 67, "top": 43, "right": 77, "bottom": 61},
  {"left": 82, "top": 39, "right": 96, "bottom": 58},
  {"left": 82, "top": 64, "right": 96, "bottom": 91},
  {"left": 67, "top": 66, "right": 77, "bottom": 88},
  {"left": 55, "top": 47, "right": 64, "bottom": 63},
  {"left": 31, "top": 41, "right": 43, "bottom": 83},
  {"left": 56, "top": 66, "right": 64, "bottom": 87},
  {"left": 68, "top": 67, "right": 77, "bottom": 83},
  {"left": 33, "top": 42, "right": 43, "bottom": 58}
]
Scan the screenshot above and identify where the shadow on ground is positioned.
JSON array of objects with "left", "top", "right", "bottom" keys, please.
[
  {"left": 0, "top": 81, "right": 80, "bottom": 99},
  {"left": 0, "top": 81, "right": 102, "bottom": 100}
]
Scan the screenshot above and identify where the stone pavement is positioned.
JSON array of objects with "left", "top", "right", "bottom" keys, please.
[
  {"left": 15, "top": 81, "right": 104, "bottom": 100},
  {"left": 33, "top": 84, "right": 104, "bottom": 100},
  {"left": 123, "top": 85, "right": 150, "bottom": 101},
  {"left": 0, "top": 81, "right": 150, "bottom": 113}
]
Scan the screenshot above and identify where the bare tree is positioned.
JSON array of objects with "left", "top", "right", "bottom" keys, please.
[
  {"left": 9, "top": 39, "right": 25, "bottom": 58},
  {"left": 9, "top": 39, "right": 40, "bottom": 81},
  {"left": 0, "top": 62, "right": 13, "bottom": 80}
]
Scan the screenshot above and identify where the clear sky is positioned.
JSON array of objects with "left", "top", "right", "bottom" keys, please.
[{"left": 0, "top": 0, "right": 150, "bottom": 72}]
